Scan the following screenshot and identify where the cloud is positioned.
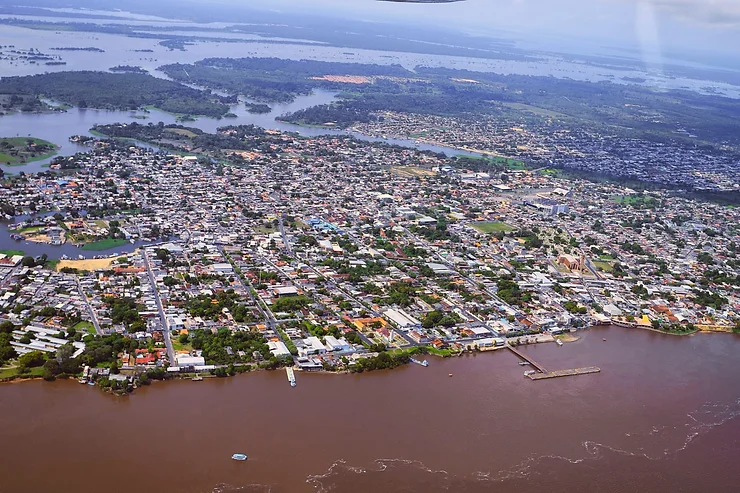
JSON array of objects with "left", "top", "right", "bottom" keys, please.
[{"left": 613, "top": 0, "right": 740, "bottom": 26}]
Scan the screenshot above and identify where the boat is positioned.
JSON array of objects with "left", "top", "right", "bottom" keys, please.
[
  {"left": 518, "top": 361, "right": 531, "bottom": 366},
  {"left": 410, "top": 358, "right": 429, "bottom": 367},
  {"left": 603, "top": 338, "right": 607, "bottom": 342},
  {"left": 556, "top": 339, "right": 564, "bottom": 347},
  {"left": 286, "top": 367, "right": 296, "bottom": 387},
  {"left": 448, "top": 373, "right": 453, "bottom": 377},
  {"left": 192, "top": 376, "right": 203, "bottom": 381},
  {"left": 231, "top": 454, "right": 248, "bottom": 461},
  {"left": 524, "top": 370, "right": 536, "bottom": 376}
]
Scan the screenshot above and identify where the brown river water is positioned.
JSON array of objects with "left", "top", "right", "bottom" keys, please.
[{"left": 1, "top": 325, "right": 739, "bottom": 493}]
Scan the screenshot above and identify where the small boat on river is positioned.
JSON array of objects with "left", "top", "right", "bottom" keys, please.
[{"left": 232, "top": 454, "right": 248, "bottom": 461}]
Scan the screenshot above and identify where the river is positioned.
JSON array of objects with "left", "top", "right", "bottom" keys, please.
[
  {"left": 1, "top": 325, "right": 738, "bottom": 493},
  {"left": 0, "top": 89, "right": 476, "bottom": 176}
]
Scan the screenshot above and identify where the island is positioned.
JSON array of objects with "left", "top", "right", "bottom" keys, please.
[
  {"left": 0, "top": 137, "right": 58, "bottom": 166},
  {"left": 0, "top": 71, "right": 233, "bottom": 118}
]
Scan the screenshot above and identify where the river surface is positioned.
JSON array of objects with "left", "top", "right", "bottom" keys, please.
[{"left": 1, "top": 325, "right": 738, "bottom": 493}]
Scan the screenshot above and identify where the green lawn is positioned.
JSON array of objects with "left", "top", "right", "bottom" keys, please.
[
  {"left": 612, "top": 195, "right": 659, "bottom": 208},
  {"left": 0, "top": 366, "right": 45, "bottom": 379},
  {"left": 0, "top": 249, "right": 24, "bottom": 257},
  {"left": 73, "top": 320, "right": 97, "bottom": 335},
  {"left": 81, "top": 238, "right": 128, "bottom": 251},
  {"left": 473, "top": 221, "right": 516, "bottom": 234},
  {"left": 592, "top": 261, "right": 614, "bottom": 273},
  {"left": 172, "top": 338, "right": 193, "bottom": 352}
]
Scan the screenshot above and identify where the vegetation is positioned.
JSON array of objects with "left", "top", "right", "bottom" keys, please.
[
  {"left": 103, "top": 296, "right": 146, "bottom": 332},
  {"left": 349, "top": 350, "right": 411, "bottom": 373},
  {"left": 0, "top": 137, "right": 58, "bottom": 166},
  {"left": 81, "top": 238, "right": 128, "bottom": 251},
  {"left": 186, "top": 290, "right": 258, "bottom": 323},
  {"left": 473, "top": 221, "right": 516, "bottom": 234},
  {"left": 0, "top": 71, "right": 232, "bottom": 117},
  {"left": 188, "top": 327, "right": 276, "bottom": 365}
]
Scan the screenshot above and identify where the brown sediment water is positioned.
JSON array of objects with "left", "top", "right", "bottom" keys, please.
[{"left": 1, "top": 325, "right": 739, "bottom": 493}]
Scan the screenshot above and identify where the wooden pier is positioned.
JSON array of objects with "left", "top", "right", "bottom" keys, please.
[
  {"left": 507, "top": 345, "right": 600, "bottom": 381},
  {"left": 526, "top": 366, "right": 601, "bottom": 380},
  {"left": 506, "top": 345, "right": 548, "bottom": 373}
]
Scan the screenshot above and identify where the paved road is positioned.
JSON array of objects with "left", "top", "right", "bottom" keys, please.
[
  {"left": 278, "top": 215, "right": 293, "bottom": 255},
  {"left": 142, "top": 248, "right": 177, "bottom": 366},
  {"left": 75, "top": 277, "right": 102, "bottom": 336}
]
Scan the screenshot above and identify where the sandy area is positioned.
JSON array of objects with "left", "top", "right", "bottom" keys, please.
[{"left": 56, "top": 256, "right": 124, "bottom": 272}]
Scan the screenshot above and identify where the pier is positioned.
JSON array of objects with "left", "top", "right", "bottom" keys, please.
[
  {"left": 526, "top": 367, "right": 601, "bottom": 380},
  {"left": 506, "top": 345, "right": 548, "bottom": 373},
  {"left": 507, "top": 345, "right": 601, "bottom": 381}
]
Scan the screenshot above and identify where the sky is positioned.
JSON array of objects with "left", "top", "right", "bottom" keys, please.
[{"left": 245, "top": 0, "right": 740, "bottom": 54}]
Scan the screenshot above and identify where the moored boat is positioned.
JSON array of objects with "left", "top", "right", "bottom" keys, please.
[{"left": 231, "top": 453, "right": 248, "bottom": 461}]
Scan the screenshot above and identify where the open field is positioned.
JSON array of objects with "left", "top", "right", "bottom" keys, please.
[
  {"left": 390, "top": 166, "right": 436, "bottom": 177},
  {"left": 592, "top": 260, "right": 615, "bottom": 272},
  {"left": 503, "top": 102, "right": 567, "bottom": 118},
  {"left": 73, "top": 321, "right": 97, "bottom": 335},
  {"left": 0, "top": 366, "right": 44, "bottom": 380},
  {"left": 81, "top": 238, "right": 128, "bottom": 251},
  {"left": 56, "top": 256, "right": 125, "bottom": 272},
  {"left": 473, "top": 221, "right": 516, "bottom": 234}
]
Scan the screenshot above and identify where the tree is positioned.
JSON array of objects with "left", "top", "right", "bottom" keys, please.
[
  {"left": 56, "top": 343, "right": 74, "bottom": 362},
  {"left": 18, "top": 350, "right": 45, "bottom": 371},
  {"left": 42, "top": 359, "right": 61, "bottom": 381}
]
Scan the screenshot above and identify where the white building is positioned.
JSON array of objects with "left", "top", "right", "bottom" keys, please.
[
  {"left": 324, "top": 335, "right": 352, "bottom": 352},
  {"left": 299, "top": 336, "right": 326, "bottom": 357},
  {"left": 268, "top": 340, "right": 292, "bottom": 357},
  {"left": 176, "top": 355, "right": 206, "bottom": 367}
]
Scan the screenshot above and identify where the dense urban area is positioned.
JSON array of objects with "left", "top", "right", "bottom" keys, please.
[{"left": 1, "top": 119, "right": 738, "bottom": 391}]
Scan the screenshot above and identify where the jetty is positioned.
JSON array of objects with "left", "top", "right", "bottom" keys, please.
[
  {"left": 286, "top": 367, "right": 296, "bottom": 387},
  {"left": 506, "top": 345, "right": 547, "bottom": 373},
  {"left": 526, "top": 367, "right": 601, "bottom": 380},
  {"left": 507, "top": 345, "right": 600, "bottom": 381}
]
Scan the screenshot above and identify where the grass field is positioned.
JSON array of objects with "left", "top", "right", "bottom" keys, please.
[
  {"left": 81, "top": 238, "right": 128, "bottom": 251},
  {"left": 172, "top": 338, "right": 193, "bottom": 352},
  {"left": 592, "top": 260, "right": 614, "bottom": 273},
  {"left": 0, "top": 366, "right": 44, "bottom": 379},
  {"left": 473, "top": 221, "right": 516, "bottom": 234},
  {"left": 391, "top": 166, "right": 436, "bottom": 177},
  {"left": 612, "top": 195, "right": 660, "bottom": 208},
  {"left": 0, "top": 249, "right": 24, "bottom": 257},
  {"left": 73, "top": 320, "right": 97, "bottom": 335}
]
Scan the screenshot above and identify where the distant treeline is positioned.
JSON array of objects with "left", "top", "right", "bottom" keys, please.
[{"left": 0, "top": 71, "right": 232, "bottom": 117}]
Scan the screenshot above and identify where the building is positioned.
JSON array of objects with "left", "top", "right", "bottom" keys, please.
[
  {"left": 324, "top": 335, "right": 352, "bottom": 352},
  {"left": 299, "top": 336, "right": 326, "bottom": 357},
  {"left": 177, "top": 355, "right": 206, "bottom": 367},
  {"left": 268, "top": 340, "right": 292, "bottom": 357}
]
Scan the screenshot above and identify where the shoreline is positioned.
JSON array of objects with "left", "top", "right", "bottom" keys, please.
[{"left": 4, "top": 325, "right": 736, "bottom": 391}]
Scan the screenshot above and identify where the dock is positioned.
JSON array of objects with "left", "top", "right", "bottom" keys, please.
[
  {"left": 507, "top": 345, "right": 600, "bottom": 381},
  {"left": 506, "top": 345, "right": 547, "bottom": 373},
  {"left": 526, "top": 366, "right": 601, "bottom": 380}
]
